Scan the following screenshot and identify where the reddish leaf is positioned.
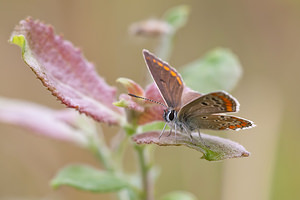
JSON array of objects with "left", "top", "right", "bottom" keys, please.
[
  {"left": 0, "top": 97, "right": 90, "bottom": 146},
  {"left": 116, "top": 80, "right": 165, "bottom": 125},
  {"left": 117, "top": 94, "right": 144, "bottom": 112},
  {"left": 10, "top": 17, "right": 124, "bottom": 125}
]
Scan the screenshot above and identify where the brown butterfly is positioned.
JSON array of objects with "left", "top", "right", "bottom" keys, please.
[{"left": 129, "top": 50, "right": 255, "bottom": 142}]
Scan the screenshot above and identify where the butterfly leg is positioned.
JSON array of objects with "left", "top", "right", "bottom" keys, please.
[
  {"left": 168, "top": 127, "right": 173, "bottom": 138},
  {"left": 166, "top": 125, "right": 177, "bottom": 142},
  {"left": 174, "top": 124, "right": 177, "bottom": 141},
  {"left": 197, "top": 130, "right": 210, "bottom": 148},
  {"left": 182, "top": 125, "right": 193, "bottom": 142},
  {"left": 167, "top": 126, "right": 172, "bottom": 137},
  {"left": 159, "top": 123, "right": 168, "bottom": 139}
]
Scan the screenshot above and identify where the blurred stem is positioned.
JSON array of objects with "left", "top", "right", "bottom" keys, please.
[
  {"left": 77, "top": 118, "right": 114, "bottom": 171},
  {"left": 135, "top": 145, "right": 154, "bottom": 200},
  {"left": 89, "top": 132, "right": 114, "bottom": 172},
  {"left": 155, "top": 33, "right": 174, "bottom": 61},
  {"left": 124, "top": 123, "right": 154, "bottom": 200},
  {"left": 113, "top": 130, "right": 131, "bottom": 171},
  {"left": 91, "top": 127, "right": 139, "bottom": 200}
]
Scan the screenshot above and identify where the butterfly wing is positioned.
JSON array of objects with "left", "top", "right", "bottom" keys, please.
[
  {"left": 178, "top": 91, "right": 254, "bottom": 131},
  {"left": 182, "top": 114, "right": 254, "bottom": 131},
  {"left": 178, "top": 91, "right": 239, "bottom": 119},
  {"left": 143, "top": 50, "right": 184, "bottom": 109}
]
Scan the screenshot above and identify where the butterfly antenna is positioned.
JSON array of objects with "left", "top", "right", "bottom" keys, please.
[{"left": 128, "top": 93, "right": 167, "bottom": 108}]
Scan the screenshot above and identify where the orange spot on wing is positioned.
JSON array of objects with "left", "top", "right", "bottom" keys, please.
[
  {"left": 226, "top": 105, "right": 233, "bottom": 112},
  {"left": 176, "top": 77, "right": 182, "bottom": 85},
  {"left": 212, "top": 93, "right": 233, "bottom": 112},
  {"left": 163, "top": 66, "right": 170, "bottom": 71},
  {"left": 170, "top": 71, "right": 176, "bottom": 77},
  {"left": 241, "top": 122, "right": 248, "bottom": 127},
  {"left": 219, "top": 127, "right": 226, "bottom": 130},
  {"left": 157, "top": 61, "right": 163, "bottom": 67},
  {"left": 152, "top": 59, "right": 156, "bottom": 63},
  {"left": 236, "top": 125, "right": 242, "bottom": 128},
  {"left": 229, "top": 125, "right": 236, "bottom": 129}
]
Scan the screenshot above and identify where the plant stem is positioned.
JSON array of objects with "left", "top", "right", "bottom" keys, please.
[
  {"left": 135, "top": 145, "right": 154, "bottom": 200},
  {"left": 155, "top": 33, "right": 174, "bottom": 62},
  {"left": 90, "top": 139, "right": 114, "bottom": 172}
]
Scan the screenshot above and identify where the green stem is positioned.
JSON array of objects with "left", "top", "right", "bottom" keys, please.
[
  {"left": 112, "top": 131, "right": 130, "bottom": 171},
  {"left": 89, "top": 139, "right": 114, "bottom": 172},
  {"left": 91, "top": 131, "right": 140, "bottom": 200},
  {"left": 135, "top": 145, "right": 154, "bottom": 200},
  {"left": 155, "top": 33, "right": 174, "bottom": 61}
]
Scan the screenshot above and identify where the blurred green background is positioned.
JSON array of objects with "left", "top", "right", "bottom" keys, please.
[{"left": 0, "top": 0, "right": 299, "bottom": 199}]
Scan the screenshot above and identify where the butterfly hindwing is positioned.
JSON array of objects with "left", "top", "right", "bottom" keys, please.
[
  {"left": 178, "top": 91, "right": 239, "bottom": 120},
  {"left": 143, "top": 50, "right": 184, "bottom": 110}
]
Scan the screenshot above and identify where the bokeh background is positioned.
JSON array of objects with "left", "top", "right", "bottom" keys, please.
[{"left": 0, "top": 0, "right": 299, "bottom": 199}]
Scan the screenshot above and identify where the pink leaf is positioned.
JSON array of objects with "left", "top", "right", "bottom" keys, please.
[
  {"left": 133, "top": 131, "right": 250, "bottom": 161},
  {"left": 115, "top": 78, "right": 145, "bottom": 112},
  {"left": 10, "top": 17, "right": 124, "bottom": 125},
  {"left": 0, "top": 97, "right": 90, "bottom": 146},
  {"left": 116, "top": 79, "right": 164, "bottom": 124}
]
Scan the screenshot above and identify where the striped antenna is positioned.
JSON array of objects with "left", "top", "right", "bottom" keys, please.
[{"left": 128, "top": 93, "right": 167, "bottom": 108}]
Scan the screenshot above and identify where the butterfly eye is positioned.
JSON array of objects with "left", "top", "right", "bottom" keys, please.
[{"left": 167, "top": 110, "right": 176, "bottom": 121}]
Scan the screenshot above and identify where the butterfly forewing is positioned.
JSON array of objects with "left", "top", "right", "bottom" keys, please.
[
  {"left": 178, "top": 91, "right": 239, "bottom": 120},
  {"left": 184, "top": 114, "right": 254, "bottom": 131},
  {"left": 143, "top": 50, "right": 184, "bottom": 109}
]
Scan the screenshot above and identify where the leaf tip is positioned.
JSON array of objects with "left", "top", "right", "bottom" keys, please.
[
  {"left": 113, "top": 99, "right": 129, "bottom": 108},
  {"left": 163, "top": 4, "right": 190, "bottom": 30},
  {"left": 50, "top": 180, "right": 59, "bottom": 189},
  {"left": 9, "top": 35, "right": 26, "bottom": 52},
  {"left": 117, "top": 77, "right": 144, "bottom": 96},
  {"left": 241, "top": 151, "right": 250, "bottom": 157}
]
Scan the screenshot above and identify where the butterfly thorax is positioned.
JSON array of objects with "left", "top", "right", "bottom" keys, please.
[{"left": 163, "top": 108, "right": 188, "bottom": 133}]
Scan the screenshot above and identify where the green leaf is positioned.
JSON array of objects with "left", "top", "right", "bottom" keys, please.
[
  {"left": 51, "top": 165, "right": 128, "bottom": 192},
  {"left": 160, "top": 191, "right": 198, "bottom": 200},
  {"left": 180, "top": 48, "right": 242, "bottom": 93},
  {"left": 163, "top": 5, "right": 190, "bottom": 30}
]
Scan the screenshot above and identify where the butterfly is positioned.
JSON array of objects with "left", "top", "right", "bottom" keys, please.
[{"left": 129, "top": 49, "right": 255, "bottom": 142}]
